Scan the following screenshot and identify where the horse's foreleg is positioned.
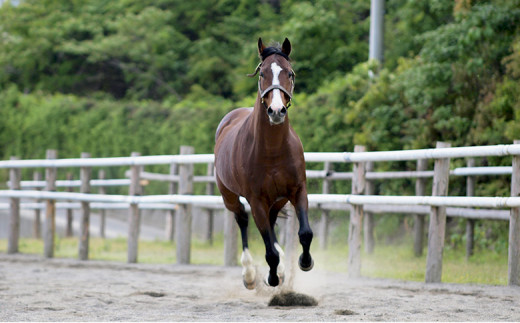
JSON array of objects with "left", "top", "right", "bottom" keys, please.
[
  {"left": 252, "top": 203, "right": 282, "bottom": 287},
  {"left": 260, "top": 230, "right": 281, "bottom": 287},
  {"left": 292, "top": 190, "right": 314, "bottom": 271},
  {"left": 269, "top": 200, "right": 288, "bottom": 284}
]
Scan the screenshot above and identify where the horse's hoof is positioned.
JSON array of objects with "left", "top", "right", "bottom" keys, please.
[
  {"left": 264, "top": 273, "right": 280, "bottom": 287},
  {"left": 243, "top": 279, "right": 256, "bottom": 290},
  {"left": 299, "top": 254, "right": 314, "bottom": 272}
]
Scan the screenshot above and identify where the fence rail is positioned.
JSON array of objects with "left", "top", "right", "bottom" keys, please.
[
  {"left": 0, "top": 202, "right": 177, "bottom": 210},
  {"left": 2, "top": 144, "right": 519, "bottom": 169},
  {"left": 5, "top": 167, "right": 513, "bottom": 188},
  {"left": 2, "top": 142, "right": 520, "bottom": 286},
  {"left": 3, "top": 190, "right": 520, "bottom": 209}
]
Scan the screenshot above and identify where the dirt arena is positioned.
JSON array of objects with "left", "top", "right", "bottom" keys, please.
[{"left": 1, "top": 253, "right": 519, "bottom": 321}]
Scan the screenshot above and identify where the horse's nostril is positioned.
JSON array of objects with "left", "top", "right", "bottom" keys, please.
[
  {"left": 280, "top": 107, "right": 287, "bottom": 116},
  {"left": 267, "top": 107, "right": 274, "bottom": 116}
]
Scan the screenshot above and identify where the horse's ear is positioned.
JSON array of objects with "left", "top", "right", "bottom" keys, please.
[
  {"left": 282, "top": 38, "right": 291, "bottom": 57},
  {"left": 258, "top": 38, "right": 266, "bottom": 57}
]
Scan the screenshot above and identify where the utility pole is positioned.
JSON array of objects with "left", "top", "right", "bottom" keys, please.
[{"left": 369, "top": 0, "right": 385, "bottom": 63}]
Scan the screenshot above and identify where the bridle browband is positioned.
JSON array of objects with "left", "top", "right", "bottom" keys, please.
[{"left": 248, "top": 50, "right": 294, "bottom": 109}]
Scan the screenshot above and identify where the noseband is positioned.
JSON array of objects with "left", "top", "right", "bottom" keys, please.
[{"left": 258, "top": 78, "right": 293, "bottom": 108}]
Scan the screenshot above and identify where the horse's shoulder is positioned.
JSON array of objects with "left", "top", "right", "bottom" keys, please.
[{"left": 215, "top": 107, "right": 253, "bottom": 142}]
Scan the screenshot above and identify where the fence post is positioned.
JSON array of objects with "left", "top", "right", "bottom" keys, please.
[
  {"left": 78, "top": 152, "right": 91, "bottom": 260},
  {"left": 466, "top": 158, "right": 476, "bottom": 259},
  {"left": 319, "top": 161, "right": 331, "bottom": 250},
  {"left": 508, "top": 140, "right": 520, "bottom": 286},
  {"left": 8, "top": 156, "right": 21, "bottom": 254},
  {"left": 44, "top": 149, "right": 58, "bottom": 258},
  {"left": 425, "top": 141, "right": 451, "bottom": 283},
  {"left": 223, "top": 210, "right": 238, "bottom": 266},
  {"left": 364, "top": 161, "right": 375, "bottom": 254},
  {"left": 33, "top": 172, "right": 42, "bottom": 239},
  {"left": 65, "top": 173, "right": 74, "bottom": 237},
  {"left": 165, "top": 162, "right": 178, "bottom": 241},
  {"left": 176, "top": 146, "right": 194, "bottom": 264},
  {"left": 205, "top": 162, "right": 215, "bottom": 245},
  {"left": 98, "top": 170, "right": 106, "bottom": 238},
  {"left": 413, "top": 159, "right": 427, "bottom": 257},
  {"left": 348, "top": 145, "right": 366, "bottom": 278},
  {"left": 127, "top": 152, "right": 142, "bottom": 263}
]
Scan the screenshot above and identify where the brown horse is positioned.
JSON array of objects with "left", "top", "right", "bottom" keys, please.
[{"left": 214, "top": 38, "right": 313, "bottom": 289}]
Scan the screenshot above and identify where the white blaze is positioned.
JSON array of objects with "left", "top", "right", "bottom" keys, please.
[{"left": 270, "top": 62, "right": 284, "bottom": 110}]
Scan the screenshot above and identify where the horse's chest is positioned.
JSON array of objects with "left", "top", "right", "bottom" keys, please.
[{"left": 259, "top": 168, "right": 296, "bottom": 196}]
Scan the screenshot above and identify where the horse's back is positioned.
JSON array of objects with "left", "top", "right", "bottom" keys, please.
[{"left": 215, "top": 107, "right": 253, "bottom": 143}]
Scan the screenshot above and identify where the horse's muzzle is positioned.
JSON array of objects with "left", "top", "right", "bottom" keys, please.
[{"left": 267, "top": 106, "right": 287, "bottom": 125}]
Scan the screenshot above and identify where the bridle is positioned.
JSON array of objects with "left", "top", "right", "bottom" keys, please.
[{"left": 248, "top": 55, "right": 295, "bottom": 109}]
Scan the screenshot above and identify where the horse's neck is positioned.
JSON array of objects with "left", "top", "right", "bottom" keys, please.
[{"left": 249, "top": 98, "right": 290, "bottom": 156}]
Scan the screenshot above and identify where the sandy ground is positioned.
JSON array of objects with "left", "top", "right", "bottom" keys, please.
[{"left": 1, "top": 253, "right": 519, "bottom": 322}]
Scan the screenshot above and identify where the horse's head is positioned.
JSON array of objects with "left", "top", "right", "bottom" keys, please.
[{"left": 250, "top": 38, "right": 295, "bottom": 125}]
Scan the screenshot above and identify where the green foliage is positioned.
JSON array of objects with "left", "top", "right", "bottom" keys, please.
[
  {"left": 291, "top": 61, "right": 379, "bottom": 153},
  {"left": 0, "top": 0, "right": 370, "bottom": 100},
  {"left": 292, "top": 0, "right": 520, "bottom": 153},
  {"left": 279, "top": 0, "right": 370, "bottom": 93},
  {"left": 0, "top": 86, "right": 231, "bottom": 160},
  {"left": 384, "top": 0, "right": 454, "bottom": 69}
]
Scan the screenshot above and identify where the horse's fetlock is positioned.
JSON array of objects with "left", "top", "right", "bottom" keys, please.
[
  {"left": 298, "top": 229, "right": 313, "bottom": 245},
  {"left": 265, "top": 250, "right": 280, "bottom": 268}
]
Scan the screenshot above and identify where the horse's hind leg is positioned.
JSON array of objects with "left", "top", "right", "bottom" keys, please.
[
  {"left": 235, "top": 203, "right": 256, "bottom": 289},
  {"left": 216, "top": 180, "right": 256, "bottom": 289}
]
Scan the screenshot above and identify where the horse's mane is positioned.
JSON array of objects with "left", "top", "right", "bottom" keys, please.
[
  {"left": 248, "top": 44, "right": 290, "bottom": 77},
  {"left": 260, "top": 44, "right": 290, "bottom": 62}
]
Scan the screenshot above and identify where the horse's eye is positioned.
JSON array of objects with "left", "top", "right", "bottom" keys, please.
[
  {"left": 288, "top": 71, "right": 294, "bottom": 79},
  {"left": 259, "top": 72, "right": 264, "bottom": 78}
]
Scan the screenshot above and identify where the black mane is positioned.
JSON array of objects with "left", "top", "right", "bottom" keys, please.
[
  {"left": 247, "top": 45, "right": 290, "bottom": 77},
  {"left": 260, "top": 46, "right": 290, "bottom": 61}
]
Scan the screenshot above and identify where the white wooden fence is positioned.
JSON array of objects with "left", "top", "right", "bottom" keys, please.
[{"left": 1, "top": 142, "right": 520, "bottom": 285}]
